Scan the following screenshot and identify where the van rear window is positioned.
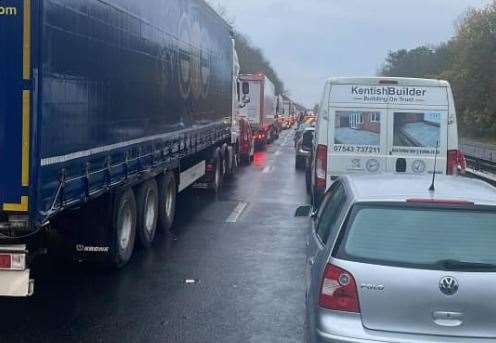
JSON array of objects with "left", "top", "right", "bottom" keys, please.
[
  {"left": 334, "top": 111, "right": 381, "bottom": 146},
  {"left": 393, "top": 112, "right": 441, "bottom": 148},
  {"left": 336, "top": 204, "right": 496, "bottom": 270}
]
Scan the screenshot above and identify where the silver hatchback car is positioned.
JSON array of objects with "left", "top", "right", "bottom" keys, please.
[{"left": 301, "top": 174, "right": 496, "bottom": 343}]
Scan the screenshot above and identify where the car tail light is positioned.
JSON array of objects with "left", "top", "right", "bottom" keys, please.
[
  {"left": 447, "top": 150, "right": 466, "bottom": 175},
  {"left": 0, "top": 253, "right": 26, "bottom": 270},
  {"left": 320, "top": 264, "right": 360, "bottom": 313},
  {"left": 315, "top": 144, "right": 327, "bottom": 189},
  {"left": 206, "top": 163, "right": 215, "bottom": 172}
]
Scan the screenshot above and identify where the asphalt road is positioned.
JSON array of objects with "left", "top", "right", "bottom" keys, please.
[{"left": 0, "top": 129, "right": 310, "bottom": 343}]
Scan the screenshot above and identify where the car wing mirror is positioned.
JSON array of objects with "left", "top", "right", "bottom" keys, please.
[{"left": 295, "top": 205, "right": 312, "bottom": 217}]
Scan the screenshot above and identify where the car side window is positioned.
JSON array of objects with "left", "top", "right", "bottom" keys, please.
[{"left": 316, "top": 183, "right": 346, "bottom": 245}]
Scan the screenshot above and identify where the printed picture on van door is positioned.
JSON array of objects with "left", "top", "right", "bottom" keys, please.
[
  {"left": 393, "top": 112, "right": 441, "bottom": 148},
  {"left": 334, "top": 111, "right": 381, "bottom": 146}
]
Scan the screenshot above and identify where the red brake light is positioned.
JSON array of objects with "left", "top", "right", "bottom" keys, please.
[
  {"left": 0, "top": 255, "right": 11, "bottom": 269},
  {"left": 447, "top": 150, "right": 466, "bottom": 175},
  {"left": 320, "top": 264, "right": 360, "bottom": 313},
  {"left": 407, "top": 199, "right": 474, "bottom": 206},
  {"left": 315, "top": 144, "right": 327, "bottom": 189}
]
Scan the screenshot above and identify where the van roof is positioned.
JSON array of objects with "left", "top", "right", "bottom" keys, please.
[
  {"left": 343, "top": 174, "right": 496, "bottom": 206},
  {"left": 326, "top": 77, "right": 449, "bottom": 88}
]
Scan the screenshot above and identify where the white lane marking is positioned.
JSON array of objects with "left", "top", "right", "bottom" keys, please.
[{"left": 226, "top": 202, "right": 248, "bottom": 223}]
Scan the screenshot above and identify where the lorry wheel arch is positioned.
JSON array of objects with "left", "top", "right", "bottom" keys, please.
[
  {"left": 157, "top": 172, "right": 177, "bottom": 233},
  {"left": 110, "top": 188, "right": 137, "bottom": 269},
  {"left": 136, "top": 179, "right": 159, "bottom": 249}
]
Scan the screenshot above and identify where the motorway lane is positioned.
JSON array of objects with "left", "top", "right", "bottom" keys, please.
[{"left": 0, "top": 129, "right": 310, "bottom": 343}]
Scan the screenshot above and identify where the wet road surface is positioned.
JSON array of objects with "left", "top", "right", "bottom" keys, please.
[{"left": 0, "top": 130, "right": 310, "bottom": 343}]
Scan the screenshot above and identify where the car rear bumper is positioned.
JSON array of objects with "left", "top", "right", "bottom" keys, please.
[
  {"left": 296, "top": 149, "right": 311, "bottom": 158},
  {"left": 315, "top": 310, "right": 496, "bottom": 343}
]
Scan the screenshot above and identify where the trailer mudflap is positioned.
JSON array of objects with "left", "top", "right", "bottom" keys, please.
[{"left": 0, "top": 269, "right": 33, "bottom": 297}]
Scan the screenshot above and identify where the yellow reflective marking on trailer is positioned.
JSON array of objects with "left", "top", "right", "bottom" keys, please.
[
  {"left": 22, "top": 90, "right": 30, "bottom": 187},
  {"left": 23, "top": 0, "right": 31, "bottom": 80},
  {"left": 3, "top": 196, "right": 29, "bottom": 212}
]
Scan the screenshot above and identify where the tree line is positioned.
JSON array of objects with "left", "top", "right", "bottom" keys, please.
[
  {"left": 234, "top": 32, "right": 285, "bottom": 95},
  {"left": 207, "top": 1, "right": 285, "bottom": 95},
  {"left": 380, "top": 1, "right": 496, "bottom": 139}
]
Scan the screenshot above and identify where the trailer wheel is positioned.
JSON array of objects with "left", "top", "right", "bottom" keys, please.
[
  {"left": 136, "top": 180, "right": 159, "bottom": 248},
  {"left": 226, "top": 146, "right": 237, "bottom": 177},
  {"left": 210, "top": 150, "right": 223, "bottom": 192},
  {"left": 111, "top": 188, "right": 137, "bottom": 269},
  {"left": 158, "top": 172, "right": 177, "bottom": 232}
]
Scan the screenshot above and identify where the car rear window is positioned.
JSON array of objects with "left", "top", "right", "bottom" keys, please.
[{"left": 336, "top": 204, "right": 496, "bottom": 269}]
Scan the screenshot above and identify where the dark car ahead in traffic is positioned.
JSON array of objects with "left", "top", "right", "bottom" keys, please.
[{"left": 295, "top": 127, "right": 315, "bottom": 170}]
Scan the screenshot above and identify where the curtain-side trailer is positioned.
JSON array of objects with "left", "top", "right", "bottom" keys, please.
[{"left": 0, "top": 0, "right": 241, "bottom": 297}]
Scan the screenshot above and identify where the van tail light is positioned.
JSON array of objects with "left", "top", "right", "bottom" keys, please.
[
  {"left": 315, "top": 144, "right": 327, "bottom": 189},
  {"left": 447, "top": 150, "right": 466, "bottom": 175},
  {"left": 320, "top": 264, "right": 360, "bottom": 313}
]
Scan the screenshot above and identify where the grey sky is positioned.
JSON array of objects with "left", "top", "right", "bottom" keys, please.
[{"left": 209, "top": 0, "right": 492, "bottom": 107}]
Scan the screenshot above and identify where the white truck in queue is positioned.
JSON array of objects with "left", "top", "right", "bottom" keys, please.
[
  {"left": 238, "top": 74, "right": 278, "bottom": 148},
  {"left": 311, "top": 77, "right": 466, "bottom": 204}
]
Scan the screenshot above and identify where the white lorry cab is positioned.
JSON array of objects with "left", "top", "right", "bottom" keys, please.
[{"left": 312, "top": 77, "right": 466, "bottom": 202}]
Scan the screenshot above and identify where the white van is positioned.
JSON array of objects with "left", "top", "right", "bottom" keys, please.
[{"left": 312, "top": 77, "right": 466, "bottom": 202}]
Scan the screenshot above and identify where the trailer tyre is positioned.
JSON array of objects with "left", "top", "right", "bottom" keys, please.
[
  {"left": 158, "top": 172, "right": 177, "bottom": 233},
  {"left": 136, "top": 180, "right": 159, "bottom": 249},
  {"left": 226, "top": 146, "right": 238, "bottom": 177},
  {"left": 210, "top": 150, "right": 223, "bottom": 193},
  {"left": 111, "top": 188, "right": 137, "bottom": 269}
]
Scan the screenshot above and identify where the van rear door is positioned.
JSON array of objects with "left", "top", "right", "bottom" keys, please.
[
  {"left": 0, "top": 1, "right": 30, "bottom": 212},
  {"left": 387, "top": 109, "right": 448, "bottom": 174}
]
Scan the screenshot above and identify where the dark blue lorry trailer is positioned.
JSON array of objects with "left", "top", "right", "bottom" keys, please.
[{"left": 0, "top": 0, "right": 240, "bottom": 296}]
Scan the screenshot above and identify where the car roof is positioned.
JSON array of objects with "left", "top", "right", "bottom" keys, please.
[
  {"left": 326, "top": 77, "right": 449, "bottom": 88},
  {"left": 342, "top": 174, "right": 496, "bottom": 206}
]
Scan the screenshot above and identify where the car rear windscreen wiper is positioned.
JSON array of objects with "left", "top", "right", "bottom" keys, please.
[{"left": 436, "top": 259, "right": 496, "bottom": 271}]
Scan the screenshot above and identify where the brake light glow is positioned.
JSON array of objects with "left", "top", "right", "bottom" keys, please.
[
  {"left": 407, "top": 199, "right": 474, "bottom": 206},
  {"left": 447, "top": 150, "right": 466, "bottom": 175},
  {"left": 320, "top": 264, "right": 360, "bottom": 313},
  {"left": 315, "top": 144, "right": 327, "bottom": 189}
]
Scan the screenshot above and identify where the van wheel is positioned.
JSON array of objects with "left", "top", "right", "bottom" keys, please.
[
  {"left": 136, "top": 180, "right": 159, "bottom": 249},
  {"left": 110, "top": 188, "right": 137, "bottom": 269},
  {"left": 158, "top": 172, "right": 177, "bottom": 232}
]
